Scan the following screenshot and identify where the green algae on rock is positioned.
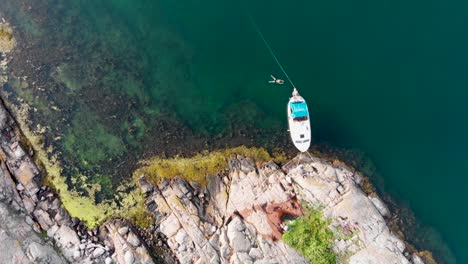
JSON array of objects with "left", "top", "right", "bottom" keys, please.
[{"left": 134, "top": 146, "right": 285, "bottom": 186}]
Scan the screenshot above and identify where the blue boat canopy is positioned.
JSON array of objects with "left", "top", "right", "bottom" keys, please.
[{"left": 290, "top": 101, "right": 308, "bottom": 118}]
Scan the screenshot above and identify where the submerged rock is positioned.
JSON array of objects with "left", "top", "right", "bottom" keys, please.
[{"left": 0, "top": 22, "right": 15, "bottom": 53}]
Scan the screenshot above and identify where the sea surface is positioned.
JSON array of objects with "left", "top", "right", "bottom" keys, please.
[{"left": 1, "top": 0, "right": 467, "bottom": 262}]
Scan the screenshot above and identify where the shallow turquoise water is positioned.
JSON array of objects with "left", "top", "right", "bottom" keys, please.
[{"left": 3, "top": 0, "right": 468, "bottom": 262}]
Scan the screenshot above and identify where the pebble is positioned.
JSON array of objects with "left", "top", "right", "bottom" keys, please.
[
  {"left": 16, "top": 183, "right": 24, "bottom": 191},
  {"left": 32, "top": 223, "right": 41, "bottom": 233},
  {"left": 124, "top": 251, "right": 134, "bottom": 264},
  {"left": 72, "top": 250, "right": 81, "bottom": 259},
  {"left": 92, "top": 247, "right": 106, "bottom": 258},
  {"left": 126, "top": 232, "right": 141, "bottom": 247},
  {"left": 25, "top": 215, "right": 34, "bottom": 226},
  {"left": 118, "top": 226, "right": 129, "bottom": 235}
]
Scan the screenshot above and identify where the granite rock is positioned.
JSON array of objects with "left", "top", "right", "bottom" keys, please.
[{"left": 143, "top": 154, "right": 414, "bottom": 264}]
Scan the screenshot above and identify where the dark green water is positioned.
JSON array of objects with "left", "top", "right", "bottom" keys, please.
[{"left": 2, "top": 0, "right": 468, "bottom": 262}]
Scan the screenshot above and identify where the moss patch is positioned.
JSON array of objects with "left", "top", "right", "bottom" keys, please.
[
  {"left": 134, "top": 146, "right": 278, "bottom": 186},
  {"left": 283, "top": 207, "right": 336, "bottom": 264}
]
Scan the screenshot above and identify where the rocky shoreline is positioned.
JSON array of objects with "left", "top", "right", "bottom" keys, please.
[
  {"left": 137, "top": 154, "right": 429, "bottom": 264},
  {"left": 0, "top": 98, "right": 178, "bottom": 263},
  {"left": 1, "top": 19, "right": 437, "bottom": 264},
  {"left": 1, "top": 94, "right": 432, "bottom": 263}
]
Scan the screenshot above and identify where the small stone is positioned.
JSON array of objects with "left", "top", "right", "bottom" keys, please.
[
  {"left": 25, "top": 215, "right": 35, "bottom": 226},
  {"left": 71, "top": 217, "right": 79, "bottom": 227},
  {"left": 27, "top": 242, "right": 45, "bottom": 261},
  {"left": 16, "top": 183, "right": 24, "bottom": 191},
  {"left": 47, "top": 225, "right": 59, "bottom": 238},
  {"left": 124, "top": 251, "right": 134, "bottom": 264},
  {"left": 23, "top": 196, "right": 35, "bottom": 213},
  {"left": 92, "top": 247, "right": 106, "bottom": 258},
  {"left": 249, "top": 248, "right": 264, "bottom": 260},
  {"left": 73, "top": 250, "right": 81, "bottom": 259},
  {"left": 32, "top": 223, "right": 41, "bottom": 233},
  {"left": 412, "top": 254, "right": 425, "bottom": 264},
  {"left": 160, "top": 214, "right": 181, "bottom": 238},
  {"left": 223, "top": 177, "right": 229, "bottom": 184},
  {"left": 118, "top": 226, "right": 129, "bottom": 235},
  {"left": 178, "top": 244, "right": 187, "bottom": 252},
  {"left": 126, "top": 232, "right": 141, "bottom": 247},
  {"left": 175, "top": 230, "right": 189, "bottom": 244},
  {"left": 105, "top": 257, "right": 113, "bottom": 264},
  {"left": 138, "top": 177, "right": 154, "bottom": 194},
  {"left": 337, "top": 185, "right": 345, "bottom": 194},
  {"left": 50, "top": 198, "right": 61, "bottom": 210}
]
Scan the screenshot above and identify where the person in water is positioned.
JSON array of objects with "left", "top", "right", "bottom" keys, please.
[{"left": 269, "top": 75, "right": 284, "bottom": 84}]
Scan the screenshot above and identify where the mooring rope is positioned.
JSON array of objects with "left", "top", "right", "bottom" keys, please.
[{"left": 247, "top": 13, "right": 296, "bottom": 88}]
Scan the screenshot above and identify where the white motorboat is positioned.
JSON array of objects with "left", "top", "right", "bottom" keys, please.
[{"left": 287, "top": 88, "right": 311, "bottom": 152}]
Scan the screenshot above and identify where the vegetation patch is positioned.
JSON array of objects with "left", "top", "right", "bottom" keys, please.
[
  {"left": 134, "top": 146, "right": 279, "bottom": 186},
  {"left": 63, "top": 111, "right": 126, "bottom": 169},
  {"left": 283, "top": 207, "right": 336, "bottom": 264}
]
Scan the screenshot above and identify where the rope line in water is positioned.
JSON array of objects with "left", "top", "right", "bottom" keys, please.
[{"left": 247, "top": 13, "right": 296, "bottom": 88}]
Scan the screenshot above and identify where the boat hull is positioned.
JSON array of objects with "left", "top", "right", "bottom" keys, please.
[{"left": 287, "top": 96, "right": 311, "bottom": 152}]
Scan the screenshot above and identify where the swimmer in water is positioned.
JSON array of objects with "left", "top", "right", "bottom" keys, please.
[{"left": 269, "top": 75, "right": 284, "bottom": 85}]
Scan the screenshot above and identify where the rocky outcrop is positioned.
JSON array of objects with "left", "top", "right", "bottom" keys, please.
[
  {"left": 0, "top": 159, "right": 66, "bottom": 264},
  {"left": 0, "top": 98, "right": 159, "bottom": 264},
  {"left": 0, "top": 200, "right": 66, "bottom": 264},
  {"left": 140, "top": 154, "right": 421, "bottom": 264},
  {"left": 101, "top": 219, "right": 154, "bottom": 264}
]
